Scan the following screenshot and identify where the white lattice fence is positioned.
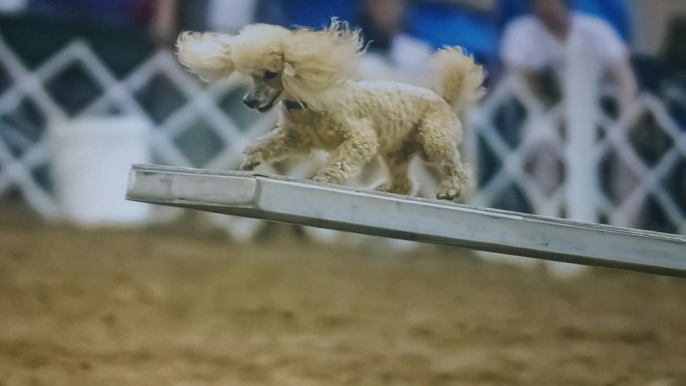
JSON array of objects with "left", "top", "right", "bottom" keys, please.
[
  {"left": 0, "top": 36, "right": 415, "bottom": 244},
  {"left": 469, "top": 73, "right": 686, "bottom": 235},
  {"left": 0, "top": 36, "right": 280, "bottom": 237},
  {"left": 468, "top": 75, "right": 567, "bottom": 217},
  {"left": 1, "top": 36, "right": 685, "bottom": 237}
]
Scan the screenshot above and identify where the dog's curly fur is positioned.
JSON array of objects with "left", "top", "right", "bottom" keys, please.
[{"left": 176, "top": 20, "right": 485, "bottom": 200}]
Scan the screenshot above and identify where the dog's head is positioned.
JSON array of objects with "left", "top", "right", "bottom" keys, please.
[{"left": 176, "top": 20, "right": 363, "bottom": 112}]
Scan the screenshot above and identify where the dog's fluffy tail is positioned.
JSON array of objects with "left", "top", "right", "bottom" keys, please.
[{"left": 430, "top": 47, "right": 485, "bottom": 112}]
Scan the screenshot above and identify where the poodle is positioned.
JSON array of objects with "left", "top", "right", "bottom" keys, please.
[{"left": 175, "top": 20, "right": 485, "bottom": 200}]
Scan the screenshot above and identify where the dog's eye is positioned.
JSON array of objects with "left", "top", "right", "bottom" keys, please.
[{"left": 264, "top": 71, "right": 278, "bottom": 79}]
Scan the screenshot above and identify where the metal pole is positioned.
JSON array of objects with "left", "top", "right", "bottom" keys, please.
[{"left": 127, "top": 164, "right": 686, "bottom": 278}]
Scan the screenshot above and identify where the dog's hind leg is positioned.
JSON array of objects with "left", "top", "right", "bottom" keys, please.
[
  {"left": 376, "top": 141, "right": 417, "bottom": 195},
  {"left": 417, "top": 113, "right": 470, "bottom": 201}
]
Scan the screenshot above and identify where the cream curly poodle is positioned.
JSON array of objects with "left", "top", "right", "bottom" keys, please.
[{"left": 176, "top": 20, "right": 485, "bottom": 200}]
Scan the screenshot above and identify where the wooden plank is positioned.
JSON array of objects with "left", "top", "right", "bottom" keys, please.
[{"left": 126, "top": 164, "right": 686, "bottom": 277}]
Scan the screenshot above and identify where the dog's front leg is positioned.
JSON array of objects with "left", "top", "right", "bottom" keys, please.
[
  {"left": 313, "top": 127, "right": 377, "bottom": 184},
  {"left": 241, "top": 126, "right": 311, "bottom": 170}
]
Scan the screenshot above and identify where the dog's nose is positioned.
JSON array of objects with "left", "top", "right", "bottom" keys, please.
[{"left": 243, "top": 97, "right": 257, "bottom": 109}]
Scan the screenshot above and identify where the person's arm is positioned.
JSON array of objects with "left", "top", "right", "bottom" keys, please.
[
  {"left": 151, "top": 0, "right": 178, "bottom": 47},
  {"left": 420, "top": 0, "right": 497, "bottom": 13},
  {"left": 579, "top": 16, "right": 638, "bottom": 116},
  {"left": 607, "top": 58, "right": 638, "bottom": 116}
]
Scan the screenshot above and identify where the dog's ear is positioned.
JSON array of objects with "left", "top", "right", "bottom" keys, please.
[
  {"left": 176, "top": 32, "right": 234, "bottom": 82},
  {"left": 281, "top": 19, "right": 363, "bottom": 110}
]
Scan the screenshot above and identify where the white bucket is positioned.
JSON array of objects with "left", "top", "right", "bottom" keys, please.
[{"left": 49, "top": 116, "right": 152, "bottom": 226}]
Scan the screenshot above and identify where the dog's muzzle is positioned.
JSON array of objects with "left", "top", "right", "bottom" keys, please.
[
  {"left": 242, "top": 92, "right": 282, "bottom": 112},
  {"left": 242, "top": 97, "right": 258, "bottom": 109}
]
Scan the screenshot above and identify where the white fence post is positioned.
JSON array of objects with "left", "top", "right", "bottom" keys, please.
[
  {"left": 564, "top": 37, "right": 600, "bottom": 223},
  {"left": 543, "top": 37, "right": 603, "bottom": 278}
]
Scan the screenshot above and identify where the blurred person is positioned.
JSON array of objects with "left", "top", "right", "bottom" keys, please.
[
  {"left": 0, "top": 0, "right": 203, "bottom": 75},
  {"left": 0, "top": 0, "right": 209, "bottom": 128},
  {"left": 402, "top": 0, "right": 632, "bottom": 82},
  {"left": 659, "top": 15, "right": 686, "bottom": 228},
  {"left": 663, "top": 16, "right": 686, "bottom": 82},
  {"left": 498, "top": 0, "right": 632, "bottom": 43},
  {"left": 207, "top": 0, "right": 257, "bottom": 33},
  {"left": 502, "top": 0, "right": 637, "bottom": 114},
  {"left": 150, "top": 0, "right": 177, "bottom": 46},
  {"left": 660, "top": 15, "right": 686, "bottom": 131},
  {"left": 22, "top": 0, "right": 207, "bottom": 48},
  {"left": 357, "top": 0, "right": 432, "bottom": 81},
  {"left": 501, "top": 0, "right": 639, "bottom": 222},
  {"left": 151, "top": 0, "right": 210, "bottom": 47},
  {"left": 633, "top": 15, "right": 686, "bottom": 124}
]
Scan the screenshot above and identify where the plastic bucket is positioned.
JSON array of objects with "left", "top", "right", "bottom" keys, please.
[{"left": 49, "top": 116, "right": 152, "bottom": 225}]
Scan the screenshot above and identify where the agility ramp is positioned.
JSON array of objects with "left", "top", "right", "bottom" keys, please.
[{"left": 126, "top": 164, "right": 686, "bottom": 278}]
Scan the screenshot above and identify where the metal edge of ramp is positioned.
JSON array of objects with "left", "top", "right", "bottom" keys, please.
[{"left": 126, "top": 164, "right": 686, "bottom": 278}]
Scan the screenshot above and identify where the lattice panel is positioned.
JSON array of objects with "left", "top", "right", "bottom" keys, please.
[
  {"left": 1, "top": 34, "right": 685, "bottom": 238},
  {"left": 469, "top": 75, "right": 686, "bottom": 234},
  {"left": 0, "top": 36, "right": 277, "bottom": 237}
]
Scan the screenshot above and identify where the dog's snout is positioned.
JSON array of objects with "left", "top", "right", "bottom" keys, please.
[{"left": 243, "top": 97, "right": 258, "bottom": 109}]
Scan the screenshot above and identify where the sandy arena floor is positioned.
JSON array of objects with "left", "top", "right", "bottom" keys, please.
[{"left": 1, "top": 210, "right": 686, "bottom": 386}]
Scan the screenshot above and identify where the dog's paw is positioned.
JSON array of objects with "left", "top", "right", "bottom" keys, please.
[
  {"left": 436, "top": 181, "right": 462, "bottom": 201},
  {"left": 313, "top": 168, "right": 346, "bottom": 184},
  {"left": 240, "top": 160, "right": 261, "bottom": 171},
  {"left": 374, "top": 180, "right": 414, "bottom": 196},
  {"left": 240, "top": 148, "right": 264, "bottom": 171},
  {"left": 373, "top": 181, "right": 389, "bottom": 192},
  {"left": 240, "top": 154, "right": 263, "bottom": 171},
  {"left": 313, "top": 171, "right": 346, "bottom": 185},
  {"left": 312, "top": 174, "right": 329, "bottom": 183}
]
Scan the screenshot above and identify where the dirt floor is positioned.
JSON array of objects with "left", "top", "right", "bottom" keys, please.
[{"left": 1, "top": 209, "right": 686, "bottom": 386}]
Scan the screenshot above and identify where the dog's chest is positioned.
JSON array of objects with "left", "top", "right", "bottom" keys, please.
[{"left": 285, "top": 109, "right": 343, "bottom": 149}]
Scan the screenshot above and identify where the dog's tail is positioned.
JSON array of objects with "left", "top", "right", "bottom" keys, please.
[{"left": 430, "top": 47, "right": 485, "bottom": 112}]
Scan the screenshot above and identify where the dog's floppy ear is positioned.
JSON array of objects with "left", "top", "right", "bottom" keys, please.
[
  {"left": 281, "top": 19, "right": 363, "bottom": 110},
  {"left": 176, "top": 32, "right": 234, "bottom": 82}
]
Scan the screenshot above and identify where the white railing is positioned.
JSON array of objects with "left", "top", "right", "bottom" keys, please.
[
  {"left": 0, "top": 36, "right": 278, "bottom": 237},
  {"left": 469, "top": 72, "right": 686, "bottom": 234},
  {"left": 1, "top": 36, "right": 685, "bottom": 237}
]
